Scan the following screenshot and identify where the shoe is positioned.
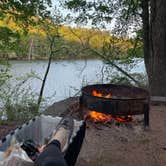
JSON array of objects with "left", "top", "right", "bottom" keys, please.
[{"left": 50, "top": 116, "right": 74, "bottom": 153}]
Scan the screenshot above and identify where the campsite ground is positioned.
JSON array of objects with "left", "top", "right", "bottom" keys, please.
[
  {"left": 0, "top": 97, "right": 166, "bottom": 166},
  {"left": 76, "top": 105, "right": 166, "bottom": 166}
]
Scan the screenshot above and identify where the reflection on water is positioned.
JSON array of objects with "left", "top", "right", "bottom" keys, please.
[{"left": 9, "top": 59, "right": 145, "bottom": 106}]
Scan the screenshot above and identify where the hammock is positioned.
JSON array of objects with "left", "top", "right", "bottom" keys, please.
[{"left": 0, "top": 115, "right": 86, "bottom": 166}]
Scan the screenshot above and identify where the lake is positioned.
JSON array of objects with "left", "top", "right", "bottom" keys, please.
[{"left": 9, "top": 59, "right": 146, "bottom": 107}]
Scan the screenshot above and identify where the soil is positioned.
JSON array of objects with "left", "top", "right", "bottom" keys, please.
[
  {"left": 0, "top": 97, "right": 166, "bottom": 166},
  {"left": 0, "top": 121, "right": 23, "bottom": 140},
  {"left": 76, "top": 105, "right": 166, "bottom": 166}
]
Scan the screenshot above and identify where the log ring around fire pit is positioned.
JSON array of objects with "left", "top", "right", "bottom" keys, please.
[{"left": 80, "top": 84, "right": 150, "bottom": 116}]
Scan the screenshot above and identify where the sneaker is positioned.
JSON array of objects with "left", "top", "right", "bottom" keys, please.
[{"left": 50, "top": 116, "right": 74, "bottom": 153}]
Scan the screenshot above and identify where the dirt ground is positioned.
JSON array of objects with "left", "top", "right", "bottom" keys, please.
[
  {"left": 0, "top": 121, "right": 22, "bottom": 140},
  {"left": 76, "top": 105, "right": 166, "bottom": 166},
  {"left": 0, "top": 98, "right": 166, "bottom": 166}
]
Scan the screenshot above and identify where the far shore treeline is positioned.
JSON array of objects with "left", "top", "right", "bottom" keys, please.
[{"left": 0, "top": 15, "right": 143, "bottom": 60}]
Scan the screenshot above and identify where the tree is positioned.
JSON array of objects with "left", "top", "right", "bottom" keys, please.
[
  {"left": 145, "top": 0, "right": 166, "bottom": 96},
  {"left": 0, "top": 0, "right": 53, "bottom": 59},
  {"left": 61, "top": 0, "right": 166, "bottom": 97},
  {"left": 0, "top": 26, "right": 20, "bottom": 58},
  {"left": 0, "top": 0, "right": 54, "bottom": 115},
  {"left": 0, "top": 0, "right": 52, "bottom": 24},
  {"left": 37, "top": 10, "right": 65, "bottom": 110}
]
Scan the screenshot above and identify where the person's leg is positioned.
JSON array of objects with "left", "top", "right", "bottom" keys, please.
[
  {"left": 65, "top": 122, "right": 86, "bottom": 166},
  {"left": 34, "top": 140, "right": 67, "bottom": 166},
  {"left": 34, "top": 117, "right": 74, "bottom": 166}
]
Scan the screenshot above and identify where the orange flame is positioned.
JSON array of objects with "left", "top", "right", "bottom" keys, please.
[
  {"left": 87, "top": 111, "right": 132, "bottom": 123},
  {"left": 92, "top": 90, "right": 111, "bottom": 98},
  {"left": 105, "top": 94, "right": 111, "bottom": 98},
  {"left": 87, "top": 111, "right": 113, "bottom": 123},
  {"left": 114, "top": 115, "right": 132, "bottom": 122},
  {"left": 89, "top": 90, "right": 132, "bottom": 123}
]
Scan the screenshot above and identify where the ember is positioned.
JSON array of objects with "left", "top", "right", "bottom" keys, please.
[
  {"left": 86, "top": 111, "right": 133, "bottom": 123},
  {"left": 86, "top": 111, "right": 112, "bottom": 123}
]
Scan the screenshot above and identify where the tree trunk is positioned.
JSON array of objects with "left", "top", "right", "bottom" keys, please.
[
  {"left": 141, "top": 0, "right": 150, "bottom": 78},
  {"left": 148, "top": 0, "right": 166, "bottom": 96},
  {"left": 37, "top": 37, "right": 55, "bottom": 110},
  {"left": 28, "top": 38, "right": 33, "bottom": 60}
]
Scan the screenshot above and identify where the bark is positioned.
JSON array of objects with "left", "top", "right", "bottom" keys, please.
[
  {"left": 28, "top": 38, "right": 33, "bottom": 60},
  {"left": 149, "top": 0, "right": 166, "bottom": 96},
  {"left": 142, "top": 0, "right": 166, "bottom": 96},
  {"left": 141, "top": 0, "right": 150, "bottom": 78}
]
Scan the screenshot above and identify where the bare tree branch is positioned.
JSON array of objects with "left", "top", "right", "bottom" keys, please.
[{"left": 89, "top": 47, "right": 141, "bottom": 86}]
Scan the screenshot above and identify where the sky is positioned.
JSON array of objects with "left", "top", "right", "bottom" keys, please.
[
  {"left": 49, "top": 0, "right": 134, "bottom": 36},
  {"left": 51, "top": 0, "right": 66, "bottom": 15},
  {"left": 46, "top": 0, "right": 138, "bottom": 37},
  {"left": 50, "top": 0, "right": 114, "bottom": 31}
]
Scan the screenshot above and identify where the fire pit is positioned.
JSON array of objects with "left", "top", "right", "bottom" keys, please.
[{"left": 80, "top": 84, "right": 150, "bottom": 127}]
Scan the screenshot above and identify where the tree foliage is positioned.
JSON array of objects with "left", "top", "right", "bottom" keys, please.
[
  {"left": 0, "top": 0, "right": 53, "bottom": 122},
  {"left": 63, "top": 0, "right": 141, "bottom": 34},
  {"left": 0, "top": 0, "right": 52, "bottom": 25},
  {"left": 0, "top": 26, "right": 21, "bottom": 57},
  {"left": 59, "top": 0, "right": 144, "bottom": 86},
  {"left": 0, "top": 14, "right": 136, "bottom": 60}
]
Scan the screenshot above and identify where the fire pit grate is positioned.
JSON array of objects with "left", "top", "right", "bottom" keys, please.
[{"left": 80, "top": 84, "right": 150, "bottom": 127}]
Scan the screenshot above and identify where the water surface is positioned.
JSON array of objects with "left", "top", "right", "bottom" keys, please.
[{"left": 9, "top": 59, "right": 145, "bottom": 106}]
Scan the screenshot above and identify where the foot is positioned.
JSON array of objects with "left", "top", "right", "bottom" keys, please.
[{"left": 50, "top": 117, "right": 74, "bottom": 153}]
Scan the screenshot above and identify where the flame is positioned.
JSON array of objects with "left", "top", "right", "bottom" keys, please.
[
  {"left": 92, "top": 90, "right": 102, "bottom": 97},
  {"left": 87, "top": 111, "right": 132, "bottom": 123},
  {"left": 105, "top": 94, "right": 111, "bottom": 98},
  {"left": 87, "top": 111, "right": 113, "bottom": 123},
  {"left": 89, "top": 90, "right": 132, "bottom": 123},
  {"left": 92, "top": 90, "right": 111, "bottom": 98},
  {"left": 114, "top": 115, "right": 132, "bottom": 122}
]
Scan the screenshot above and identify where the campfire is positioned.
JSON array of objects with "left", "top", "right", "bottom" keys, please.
[
  {"left": 86, "top": 90, "right": 132, "bottom": 123},
  {"left": 85, "top": 111, "right": 133, "bottom": 123},
  {"left": 80, "top": 84, "right": 150, "bottom": 127}
]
